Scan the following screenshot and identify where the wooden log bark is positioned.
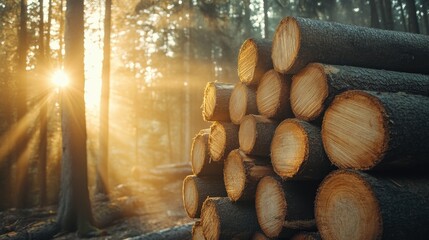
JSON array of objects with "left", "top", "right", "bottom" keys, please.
[
  {"left": 271, "top": 16, "right": 429, "bottom": 74},
  {"left": 192, "top": 221, "right": 205, "bottom": 240},
  {"left": 209, "top": 122, "right": 239, "bottom": 162},
  {"left": 224, "top": 149, "right": 274, "bottom": 201},
  {"left": 271, "top": 119, "right": 333, "bottom": 180},
  {"left": 239, "top": 114, "right": 279, "bottom": 157},
  {"left": 252, "top": 232, "right": 272, "bottom": 240},
  {"left": 256, "top": 70, "right": 293, "bottom": 120},
  {"left": 255, "top": 176, "right": 319, "bottom": 238},
  {"left": 202, "top": 82, "right": 234, "bottom": 121},
  {"left": 290, "top": 63, "right": 429, "bottom": 122},
  {"left": 229, "top": 82, "right": 258, "bottom": 124},
  {"left": 238, "top": 38, "right": 273, "bottom": 86},
  {"left": 322, "top": 90, "right": 429, "bottom": 170},
  {"left": 291, "top": 232, "right": 321, "bottom": 240},
  {"left": 191, "top": 129, "right": 223, "bottom": 176},
  {"left": 315, "top": 169, "right": 429, "bottom": 240},
  {"left": 182, "top": 175, "right": 227, "bottom": 218},
  {"left": 201, "top": 197, "right": 260, "bottom": 240}
]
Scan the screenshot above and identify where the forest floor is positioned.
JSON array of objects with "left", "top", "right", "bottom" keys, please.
[{"left": 0, "top": 164, "right": 194, "bottom": 240}]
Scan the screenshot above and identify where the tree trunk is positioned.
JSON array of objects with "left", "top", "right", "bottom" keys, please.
[
  {"left": 56, "top": 0, "right": 99, "bottom": 236},
  {"left": 256, "top": 70, "right": 293, "bottom": 120},
  {"left": 381, "top": 0, "right": 394, "bottom": 30},
  {"left": 316, "top": 169, "right": 429, "bottom": 240},
  {"left": 322, "top": 90, "right": 429, "bottom": 170},
  {"left": 406, "top": 0, "right": 420, "bottom": 33},
  {"left": 239, "top": 114, "right": 278, "bottom": 157},
  {"left": 398, "top": 0, "right": 408, "bottom": 31},
  {"left": 202, "top": 82, "right": 234, "bottom": 122},
  {"left": 271, "top": 119, "right": 332, "bottom": 180},
  {"left": 237, "top": 38, "right": 273, "bottom": 86},
  {"left": 182, "top": 175, "right": 227, "bottom": 218},
  {"left": 191, "top": 129, "right": 223, "bottom": 176},
  {"left": 255, "top": 176, "right": 319, "bottom": 238},
  {"left": 208, "top": 122, "right": 239, "bottom": 162},
  {"left": 369, "top": 0, "right": 380, "bottom": 28},
  {"left": 201, "top": 197, "right": 260, "bottom": 240},
  {"left": 290, "top": 63, "right": 429, "bottom": 122},
  {"left": 192, "top": 221, "right": 205, "bottom": 240},
  {"left": 96, "top": 0, "right": 111, "bottom": 196},
  {"left": 229, "top": 82, "right": 258, "bottom": 125},
  {"left": 271, "top": 16, "right": 429, "bottom": 74},
  {"left": 16, "top": 0, "right": 30, "bottom": 208},
  {"left": 422, "top": 0, "right": 429, "bottom": 34},
  {"left": 224, "top": 149, "right": 274, "bottom": 201}
]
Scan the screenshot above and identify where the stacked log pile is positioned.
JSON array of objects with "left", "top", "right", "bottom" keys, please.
[{"left": 182, "top": 16, "right": 429, "bottom": 240}]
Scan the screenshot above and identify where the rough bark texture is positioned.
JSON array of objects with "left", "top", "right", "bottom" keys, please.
[
  {"left": 182, "top": 175, "right": 227, "bottom": 218},
  {"left": 272, "top": 16, "right": 429, "bottom": 74},
  {"left": 256, "top": 176, "right": 319, "bottom": 238},
  {"left": 291, "top": 232, "right": 321, "bottom": 240},
  {"left": 130, "top": 223, "right": 193, "bottom": 240},
  {"left": 322, "top": 90, "right": 429, "bottom": 170},
  {"left": 209, "top": 122, "right": 239, "bottom": 162},
  {"left": 201, "top": 197, "right": 260, "bottom": 240},
  {"left": 256, "top": 70, "right": 293, "bottom": 120},
  {"left": 191, "top": 129, "right": 223, "bottom": 176},
  {"left": 239, "top": 115, "right": 278, "bottom": 157},
  {"left": 229, "top": 82, "right": 258, "bottom": 124},
  {"left": 202, "top": 82, "right": 234, "bottom": 122},
  {"left": 238, "top": 38, "right": 273, "bottom": 86},
  {"left": 271, "top": 119, "right": 333, "bottom": 180},
  {"left": 291, "top": 63, "right": 429, "bottom": 122},
  {"left": 224, "top": 149, "right": 273, "bottom": 201},
  {"left": 316, "top": 169, "right": 429, "bottom": 240}
]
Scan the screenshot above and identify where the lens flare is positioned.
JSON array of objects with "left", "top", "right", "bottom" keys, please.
[{"left": 51, "top": 69, "right": 69, "bottom": 88}]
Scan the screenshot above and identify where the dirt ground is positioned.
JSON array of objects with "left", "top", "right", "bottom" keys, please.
[{"left": 0, "top": 167, "right": 194, "bottom": 240}]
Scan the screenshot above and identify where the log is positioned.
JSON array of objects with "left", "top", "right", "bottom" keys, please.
[
  {"left": 201, "top": 197, "right": 260, "bottom": 240},
  {"left": 315, "top": 169, "right": 429, "bottom": 240},
  {"left": 271, "top": 119, "right": 333, "bottom": 180},
  {"left": 182, "top": 175, "right": 227, "bottom": 218},
  {"left": 290, "top": 232, "right": 321, "bottom": 240},
  {"left": 202, "top": 82, "right": 234, "bottom": 121},
  {"left": 252, "top": 232, "right": 272, "bottom": 240},
  {"left": 256, "top": 70, "right": 293, "bottom": 120},
  {"left": 229, "top": 82, "right": 258, "bottom": 124},
  {"left": 239, "top": 114, "right": 278, "bottom": 157},
  {"left": 224, "top": 149, "right": 274, "bottom": 201},
  {"left": 191, "top": 129, "right": 223, "bottom": 176},
  {"left": 208, "top": 122, "right": 239, "bottom": 162},
  {"left": 130, "top": 222, "right": 193, "bottom": 240},
  {"left": 255, "top": 176, "right": 319, "bottom": 238},
  {"left": 290, "top": 63, "right": 429, "bottom": 122},
  {"left": 238, "top": 38, "right": 273, "bottom": 86},
  {"left": 192, "top": 221, "right": 205, "bottom": 240},
  {"left": 271, "top": 16, "right": 429, "bottom": 74},
  {"left": 322, "top": 90, "right": 429, "bottom": 170}
]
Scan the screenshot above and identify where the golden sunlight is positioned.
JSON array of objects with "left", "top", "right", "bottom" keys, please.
[{"left": 51, "top": 69, "right": 70, "bottom": 88}]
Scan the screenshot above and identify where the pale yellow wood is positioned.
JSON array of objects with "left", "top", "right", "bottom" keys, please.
[
  {"left": 224, "top": 150, "right": 246, "bottom": 201},
  {"left": 201, "top": 198, "right": 221, "bottom": 240},
  {"left": 209, "top": 122, "right": 227, "bottom": 161},
  {"left": 183, "top": 176, "right": 199, "bottom": 218},
  {"left": 239, "top": 115, "right": 257, "bottom": 153},
  {"left": 230, "top": 83, "right": 251, "bottom": 124},
  {"left": 238, "top": 39, "right": 258, "bottom": 84},
  {"left": 191, "top": 129, "right": 210, "bottom": 175},
  {"left": 257, "top": 70, "right": 283, "bottom": 118},
  {"left": 272, "top": 17, "right": 300, "bottom": 74}
]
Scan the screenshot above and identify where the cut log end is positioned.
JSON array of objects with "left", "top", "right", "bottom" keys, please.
[
  {"left": 230, "top": 83, "right": 250, "bottom": 124},
  {"left": 203, "top": 83, "right": 217, "bottom": 121},
  {"left": 239, "top": 115, "right": 257, "bottom": 154},
  {"left": 315, "top": 170, "right": 382, "bottom": 240},
  {"left": 271, "top": 120, "right": 307, "bottom": 178},
  {"left": 256, "top": 176, "right": 286, "bottom": 238},
  {"left": 257, "top": 70, "right": 290, "bottom": 119},
  {"left": 272, "top": 17, "right": 300, "bottom": 74},
  {"left": 192, "top": 221, "right": 205, "bottom": 240},
  {"left": 322, "top": 90, "right": 388, "bottom": 169},
  {"left": 209, "top": 122, "right": 227, "bottom": 161},
  {"left": 182, "top": 176, "right": 199, "bottom": 218},
  {"left": 191, "top": 129, "right": 210, "bottom": 175},
  {"left": 291, "top": 63, "right": 329, "bottom": 121},
  {"left": 224, "top": 150, "right": 247, "bottom": 201},
  {"left": 201, "top": 198, "right": 221, "bottom": 240},
  {"left": 238, "top": 39, "right": 258, "bottom": 85}
]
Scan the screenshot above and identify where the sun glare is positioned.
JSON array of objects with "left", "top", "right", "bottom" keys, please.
[{"left": 51, "top": 69, "right": 70, "bottom": 88}]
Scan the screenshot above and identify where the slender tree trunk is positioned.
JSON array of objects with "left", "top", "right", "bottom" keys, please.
[
  {"left": 422, "top": 0, "right": 429, "bottom": 34},
  {"left": 56, "top": 0, "right": 99, "bottom": 236},
  {"left": 407, "top": 0, "right": 420, "bottom": 33},
  {"left": 370, "top": 0, "right": 380, "bottom": 28},
  {"left": 398, "top": 0, "right": 408, "bottom": 31},
  {"left": 96, "top": 0, "right": 111, "bottom": 195},
  {"left": 382, "top": 0, "right": 394, "bottom": 30},
  {"left": 263, "top": 1, "right": 269, "bottom": 38},
  {"left": 16, "top": 0, "right": 30, "bottom": 208}
]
